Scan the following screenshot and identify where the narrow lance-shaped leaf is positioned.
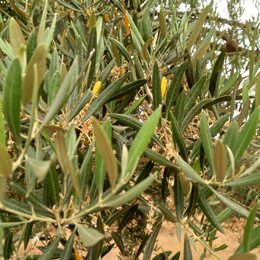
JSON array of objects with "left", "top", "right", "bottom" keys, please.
[
  {"left": 209, "top": 186, "right": 249, "bottom": 217},
  {"left": 41, "top": 56, "right": 79, "bottom": 127},
  {"left": 109, "top": 37, "right": 133, "bottom": 65},
  {"left": 183, "top": 233, "right": 193, "bottom": 260},
  {"left": 186, "top": 5, "right": 210, "bottom": 50},
  {"left": 200, "top": 110, "right": 215, "bottom": 174},
  {"left": 214, "top": 140, "right": 227, "bottom": 182},
  {"left": 159, "top": 4, "right": 167, "bottom": 39},
  {"left": 174, "top": 173, "right": 184, "bottom": 222},
  {"left": 22, "top": 44, "right": 47, "bottom": 105},
  {"left": 152, "top": 62, "right": 162, "bottom": 109},
  {"left": 183, "top": 75, "right": 206, "bottom": 116},
  {"left": 38, "top": 235, "right": 61, "bottom": 260},
  {"left": 126, "top": 106, "right": 161, "bottom": 176},
  {"left": 60, "top": 228, "right": 77, "bottom": 260},
  {"left": 165, "top": 62, "right": 187, "bottom": 118},
  {"left": 55, "top": 131, "right": 81, "bottom": 198},
  {"left": 3, "top": 58, "right": 21, "bottom": 144},
  {"left": 109, "top": 113, "right": 163, "bottom": 148},
  {"left": 0, "top": 101, "right": 6, "bottom": 146},
  {"left": 143, "top": 222, "right": 162, "bottom": 260},
  {"left": 37, "top": 0, "right": 48, "bottom": 44},
  {"left": 77, "top": 224, "right": 104, "bottom": 247},
  {"left": 197, "top": 189, "right": 224, "bottom": 232},
  {"left": 170, "top": 112, "right": 188, "bottom": 161},
  {"left": 228, "top": 253, "right": 257, "bottom": 260},
  {"left": 234, "top": 107, "right": 260, "bottom": 164},
  {"left": 209, "top": 50, "right": 226, "bottom": 97},
  {"left": 243, "top": 204, "right": 257, "bottom": 252},
  {"left": 82, "top": 73, "right": 129, "bottom": 122},
  {"left": 0, "top": 146, "right": 12, "bottom": 201},
  {"left": 174, "top": 154, "right": 205, "bottom": 184},
  {"left": 103, "top": 174, "right": 156, "bottom": 208},
  {"left": 92, "top": 118, "right": 118, "bottom": 190},
  {"left": 9, "top": 18, "right": 25, "bottom": 55},
  {"left": 223, "top": 171, "right": 260, "bottom": 187}
]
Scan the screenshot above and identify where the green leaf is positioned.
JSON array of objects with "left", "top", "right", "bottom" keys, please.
[
  {"left": 37, "top": 0, "right": 48, "bottom": 44},
  {"left": 159, "top": 4, "right": 167, "bottom": 38},
  {"left": 157, "top": 203, "right": 176, "bottom": 223},
  {"left": 106, "top": 79, "right": 147, "bottom": 103},
  {"left": 68, "top": 90, "right": 92, "bottom": 122},
  {"left": 126, "top": 106, "right": 161, "bottom": 175},
  {"left": 124, "top": 95, "right": 146, "bottom": 115},
  {"left": 152, "top": 62, "right": 162, "bottom": 109},
  {"left": 38, "top": 235, "right": 61, "bottom": 260},
  {"left": 228, "top": 253, "right": 257, "bottom": 260},
  {"left": 110, "top": 113, "right": 163, "bottom": 148},
  {"left": 45, "top": 165, "right": 60, "bottom": 204},
  {"left": 174, "top": 173, "right": 184, "bottom": 222},
  {"left": 219, "top": 72, "right": 240, "bottom": 96},
  {"left": 0, "top": 220, "right": 30, "bottom": 228},
  {"left": 234, "top": 107, "right": 260, "bottom": 164},
  {"left": 214, "top": 140, "right": 227, "bottom": 182},
  {"left": 48, "top": 71, "right": 61, "bottom": 105},
  {"left": 186, "top": 6, "right": 210, "bottom": 50},
  {"left": 209, "top": 186, "right": 249, "bottom": 217},
  {"left": 191, "top": 30, "right": 213, "bottom": 66},
  {"left": 174, "top": 154, "right": 205, "bottom": 184},
  {"left": 55, "top": 131, "right": 80, "bottom": 198},
  {"left": 224, "top": 172, "right": 260, "bottom": 187},
  {"left": 165, "top": 62, "right": 187, "bottom": 118},
  {"left": 144, "top": 148, "right": 176, "bottom": 168},
  {"left": 92, "top": 118, "right": 118, "bottom": 190},
  {"left": 200, "top": 110, "right": 215, "bottom": 173},
  {"left": 109, "top": 37, "right": 133, "bottom": 65},
  {"left": 77, "top": 224, "right": 104, "bottom": 247},
  {"left": 0, "top": 101, "right": 6, "bottom": 147},
  {"left": 41, "top": 56, "right": 79, "bottom": 127},
  {"left": 111, "top": 232, "right": 125, "bottom": 255},
  {"left": 26, "top": 157, "right": 51, "bottom": 182},
  {"left": 23, "top": 222, "right": 33, "bottom": 250},
  {"left": 0, "top": 146, "right": 12, "bottom": 201},
  {"left": 60, "top": 228, "right": 76, "bottom": 260},
  {"left": 82, "top": 73, "right": 129, "bottom": 122},
  {"left": 3, "top": 58, "right": 22, "bottom": 144},
  {"left": 22, "top": 44, "right": 47, "bottom": 105},
  {"left": 243, "top": 204, "right": 257, "bottom": 252},
  {"left": 103, "top": 174, "right": 156, "bottom": 207},
  {"left": 236, "top": 225, "right": 260, "bottom": 253},
  {"left": 143, "top": 222, "right": 162, "bottom": 260},
  {"left": 85, "top": 27, "right": 97, "bottom": 90},
  {"left": 126, "top": 11, "right": 144, "bottom": 46},
  {"left": 191, "top": 114, "right": 229, "bottom": 160},
  {"left": 183, "top": 76, "right": 206, "bottom": 116},
  {"left": 170, "top": 112, "right": 188, "bottom": 161},
  {"left": 183, "top": 234, "right": 193, "bottom": 260},
  {"left": 4, "top": 231, "right": 13, "bottom": 260},
  {"left": 209, "top": 50, "right": 226, "bottom": 97},
  {"left": 223, "top": 121, "right": 238, "bottom": 152},
  {"left": 9, "top": 18, "right": 25, "bottom": 55},
  {"left": 197, "top": 189, "right": 224, "bottom": 232}
]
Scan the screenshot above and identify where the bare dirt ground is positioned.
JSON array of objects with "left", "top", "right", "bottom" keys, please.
[
  {"left": 103, "top": 219, "right": 260, "bottom": 260},
  {"left": 13, "top": 216, "right": 260, "bottom": 259}
]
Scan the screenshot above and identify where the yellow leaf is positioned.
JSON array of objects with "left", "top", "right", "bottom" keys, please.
[
  {"left": 92, "top": 81, "right": 102, "bottom": 97},
  {"left": 74, "top": 250, "right": 83, "bottom": 260},
  {"left": 161, "top": 77, "right": 167, "bottom": 99},
  {"left": 124, "top": 14, "right": 130, "bottom": 36}
]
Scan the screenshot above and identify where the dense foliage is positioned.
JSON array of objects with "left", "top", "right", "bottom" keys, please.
[{"left": 0, "top": 0, "right": 259, "bottom": 259}]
